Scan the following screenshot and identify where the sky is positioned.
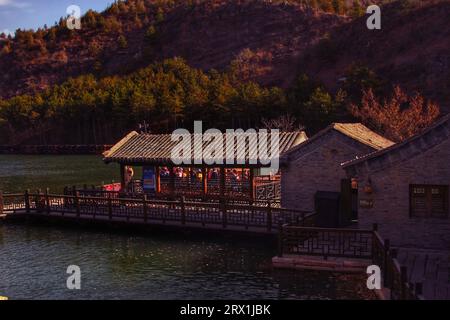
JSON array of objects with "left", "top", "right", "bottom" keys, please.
[{"left": 0, "top": 0, "right": 114, "bottom": 35}]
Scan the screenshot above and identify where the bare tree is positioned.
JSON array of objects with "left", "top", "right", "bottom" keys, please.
[{"left": 261, "top": 114, "right": 304, "bottom": 132}]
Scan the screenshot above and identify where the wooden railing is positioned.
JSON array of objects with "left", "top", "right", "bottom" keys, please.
[
  {"left": 278, "top": 224, "right": 424, "bottom": 300},
  {"left": 65, "top": 186, "right": 282, "bottom": 207},
  {"left": 255, "top": 181, "right": 281, "bottom": 201},
  {"left": 76, "top": 176, "right": 280, "bottom": 202},
  {"left": 279, "top": 226, "right": 374, "bottom": 259},
  {"left": 1, "top": 191, "right": 311, "bottom": 233}
]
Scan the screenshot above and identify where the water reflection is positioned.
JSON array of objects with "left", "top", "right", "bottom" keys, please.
[{"left": 0, "top": 224, "right": 373, "bottom": 300}]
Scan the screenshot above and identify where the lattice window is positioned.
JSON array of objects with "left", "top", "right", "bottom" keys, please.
[{"left": 410, "top": 185, "right": 449, "bottom": 218}]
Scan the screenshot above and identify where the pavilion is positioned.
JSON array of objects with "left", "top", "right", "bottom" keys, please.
[{"left": 103, "top": 130, "right": 307, "bottom": 202}]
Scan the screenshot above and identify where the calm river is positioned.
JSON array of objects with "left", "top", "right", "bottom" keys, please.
[{"left": 0, "top": 155, "right": 373, "bottom": 300}]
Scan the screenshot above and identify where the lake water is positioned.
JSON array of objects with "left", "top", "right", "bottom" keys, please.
[
  {"left": 0, "top": 155, "right": 120, "bottom": 193},
  {"left": 0, "top": 155, "right": 373, "bottom": 300}
]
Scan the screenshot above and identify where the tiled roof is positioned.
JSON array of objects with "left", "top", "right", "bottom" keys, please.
[
  {"left": 281, "top": 123, "right": 394, "bottom": 161},
  {"left": 333, "top": 123, "right": 395, "bottom": 150},
  {"left": 103, "top": 130, "right": 307, "bottom": 166},
  {"left": 342, "top": 114, "right": 450, "bottom": 170}
]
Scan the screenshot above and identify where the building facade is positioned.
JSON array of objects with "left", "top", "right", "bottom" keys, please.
[
  {"left": 343, "top": 115, "right": 450, "bottom": 250},
  {"left": 281, "top": 123, "right": 394, "bottom": 212}
]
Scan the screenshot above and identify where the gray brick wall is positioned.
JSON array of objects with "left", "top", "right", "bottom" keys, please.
[
  {"left": 353, "top": 139, "right": 450, "bottom": 250},
  {"left": 281, "top": 131, "right": 373, "bottom": 212}
]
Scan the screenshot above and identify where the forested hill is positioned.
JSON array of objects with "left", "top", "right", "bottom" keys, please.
[
  {"left": 0, "top": 0, "right": 357, "bottom": 98},
  {"left": 0, "top": 0, "right": 448, "bottom": 145}
]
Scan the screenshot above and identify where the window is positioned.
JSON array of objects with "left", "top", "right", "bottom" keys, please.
[{"left": 410, "top": 185, "right": 449, "bottom": 218}]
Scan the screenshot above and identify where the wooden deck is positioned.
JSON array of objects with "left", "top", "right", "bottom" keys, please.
[
  {"left": 0, "top": 192, "right": 312, "bottom": 235},
  {"left": 275, "top": 225, "right": 424, "bottom": 300}
]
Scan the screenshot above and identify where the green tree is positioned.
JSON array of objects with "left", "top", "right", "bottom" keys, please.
[{"left": 118, "top": 35, "right": 128, "bottom": 49}]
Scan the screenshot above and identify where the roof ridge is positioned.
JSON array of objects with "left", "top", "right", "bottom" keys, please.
[
  {"left": 282, "top": 122, "right": 393, "bottom": 161},
  {"left": 103, "top": 131, "right": 138, "bottom": 158}
]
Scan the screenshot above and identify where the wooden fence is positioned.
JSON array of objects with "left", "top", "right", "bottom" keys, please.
[
  {"left": 1, "top": 191, "right": 311, "bottom": 233},
  {"left": 278, "top": 224, "right": 424, "bottom": 300}
]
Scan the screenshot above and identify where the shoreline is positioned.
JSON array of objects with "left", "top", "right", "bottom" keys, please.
[{"left": 0, "top": 145, "right": 112, "bottom": 155}]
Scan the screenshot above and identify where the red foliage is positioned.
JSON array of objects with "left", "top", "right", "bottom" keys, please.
[{"left": 350, "top": 86, "right": 440, "bottom": 142}]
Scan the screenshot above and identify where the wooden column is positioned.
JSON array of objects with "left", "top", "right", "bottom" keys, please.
[
  {"left": 220, "top": 167, "right": 226, "bottom": 200},
  {"left": 202, "top": 167, "right": 208, "bottom": 198},
  {"left": 155, "top": 166, "right": 161, "bottom": 194},
  {"left": 120, "top": 164, "right": 126, "bottom": 191},
  {"left": 249, "top": 168, "right": 255, "bottom": 203}
]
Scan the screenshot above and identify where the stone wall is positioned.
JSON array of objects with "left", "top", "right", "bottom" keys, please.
[{"left": 281, "top": 131, "right": 373, "bottom": 212}]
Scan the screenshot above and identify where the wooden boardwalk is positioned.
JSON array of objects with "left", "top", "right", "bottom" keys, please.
[{"left": 0, "top": 192, "right": 312, "bottom": 235}]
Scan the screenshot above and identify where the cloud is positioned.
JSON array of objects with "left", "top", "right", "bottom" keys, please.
[{"left": 0, "top": 0, "right": 31, "bottom": 9}]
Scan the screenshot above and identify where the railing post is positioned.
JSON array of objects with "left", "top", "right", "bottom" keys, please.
[
  {"left": 143, "top": 194, "right": 148, "bottom": 223},
  {"left": 222, "top": 198, "right": 227, "bottom": 229},
  {"left": 45, "top": 188, "right": 50, "bottom": 215},
  {"left": 181, "top": 196, "right": 186, "bottom": 225},
  {"left": 75, "top": 191, "right": 80, "bottom": 218},
  {"left": 267, "top": 201, "right": 272, "bottom": 232},
  {"left": 389, "top": 247, "right": 398, "bottom": 293},
  {"left": 36, "top": 189, "right": 43, "bottom": 213},
  {"left": 108, "top": 194, "right": 113, "bottom": 220},
  {"left": 0, "top": 191, "right": 3, "bottom": 216},
  {"left": 400, "top": 266, "right": 408, "bottom": 300},
  {"left": 373, "top": 223, "right": 378, "bottom": 232},
  {"left": 24, "top": 189, "right": 30, "bottom": 213},
  {"left": 383, "top": 239, "right": 390, "bottom": 287},
  {"left": 277, "top": 223, "right": 283, "bottom": 257},
  {"left": 415, "top": 282, "right": 423, "bottom": 299}
]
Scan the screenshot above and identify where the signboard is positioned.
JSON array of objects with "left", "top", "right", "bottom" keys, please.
[
  {"left": 142, "top": 166, "right": 156, "bottom": 193},
  {"left": 359, "top": 199, "right": 374, "bottom": 209}
]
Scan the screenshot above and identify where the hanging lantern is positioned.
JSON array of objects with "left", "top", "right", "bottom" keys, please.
[{"left": 351, "top": 178, "right": 358, "bottom": 190}]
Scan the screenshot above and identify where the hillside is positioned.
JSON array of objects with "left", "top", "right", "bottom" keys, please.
[
  {"left": 0, "top": 0, "right": 448, "bottom": 145},
  {"left": 0, "top": 0, "right": 382, "bottom": 98},
  {"left": 298, "top": 0, "right": 450, "bottom": 111}
]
